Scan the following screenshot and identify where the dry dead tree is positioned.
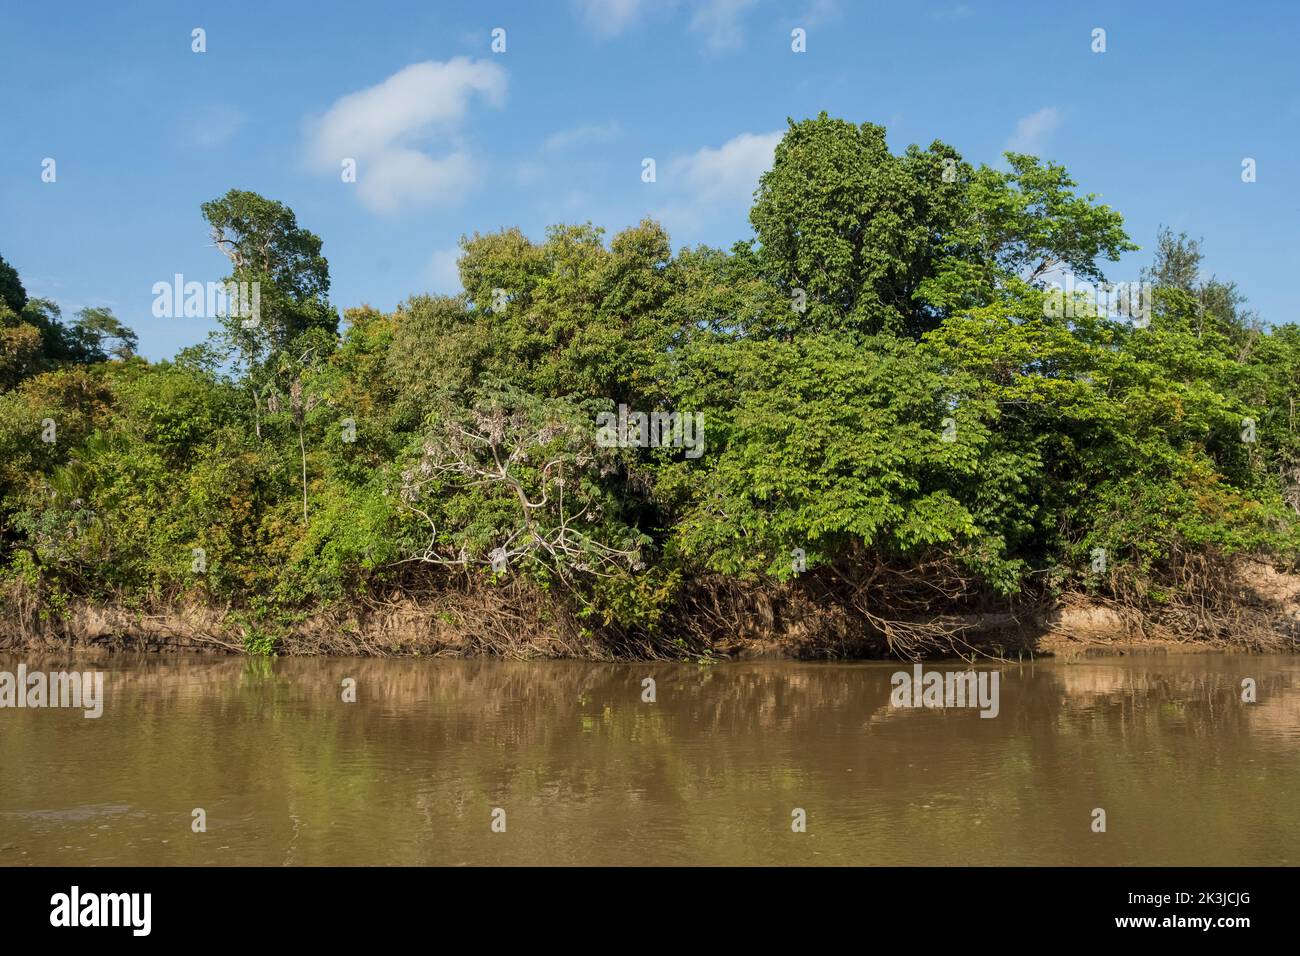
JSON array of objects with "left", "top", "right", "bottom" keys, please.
[{"left": 397, "top": 403, "right": 641, "bottom": 582}]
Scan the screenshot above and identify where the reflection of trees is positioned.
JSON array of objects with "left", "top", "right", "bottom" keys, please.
[{"left": 0, "top": 654, "right": 1296, "bottom": 866}]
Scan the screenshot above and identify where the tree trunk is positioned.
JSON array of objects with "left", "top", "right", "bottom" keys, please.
[{"left": 298, "top": 422, "right": 308, "bottom": 524}]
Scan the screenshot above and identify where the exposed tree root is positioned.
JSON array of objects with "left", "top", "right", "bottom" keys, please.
[{"left": 2, "top": 552, "right": 1296, "bottom": 659}]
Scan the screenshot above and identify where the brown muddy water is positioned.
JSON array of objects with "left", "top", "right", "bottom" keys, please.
[{"left": 0, "top": 652, "right": 1297, "bottom": 866}]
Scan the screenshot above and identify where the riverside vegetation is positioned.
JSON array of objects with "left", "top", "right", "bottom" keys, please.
[{"left": 2, "top": 114, "right": 1299, "bottom": 659}]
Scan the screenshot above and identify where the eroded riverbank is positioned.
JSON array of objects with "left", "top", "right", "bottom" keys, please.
[{"left": 5, "top": 580, "right": 1299, "bottom": 660}]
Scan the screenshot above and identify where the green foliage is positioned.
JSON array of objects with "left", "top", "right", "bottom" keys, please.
[
  {"left": 3, "top": 119, "right": 1298, "bottom": 649},
  {"left": 199, "top": 189, "right": 335, "bottom": 349},
  {"left": 663, "top": 334, "right": 990, "bottom": 577},
  {"left": 70, "top": 307, "right": 138, "bottom": 361},
  {"left": 750, "top": 114, "right": 963, "bottom": 338},
  {"left": 0, "top": 255, "right": 28, "bottom": 315}
]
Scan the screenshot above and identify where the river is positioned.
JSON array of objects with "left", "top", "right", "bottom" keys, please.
[{"left": 1, "top": 652, "right": 1296, "bottom": 865}]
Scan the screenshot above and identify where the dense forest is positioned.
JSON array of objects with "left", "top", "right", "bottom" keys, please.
[{"left": 3, "top": 114, "right": 1299, "bottom": 658}]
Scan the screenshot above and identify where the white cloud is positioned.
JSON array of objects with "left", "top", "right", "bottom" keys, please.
[
  {"left": 689, "top": 0, "right": 759, "bottom": 51},
  {"left": 929, "top": 3, "right": 974, "bottom": 21},
  {"left": 572, "top": 0, "right": 757, "bottom": 48},
  {"left": 305, "top": 58, "right": 507, "bottom": 213},
  {"left": 543, "top": 121, "right": 622, "bottom": 152},
  {"left": 428, "top": 246, "right": 462, "bottom": 294},
  {"left": 182, "top": 105, "right": 246, "bottom": 149},
  {"left": 514, "top": 160, "right": 546, "bottom": 187},
  {"left": 572, "top": 0, "right": 650, "bottom": 37},
  {"left": 536, "top": 188, "right": 598, "bottom": 223},
  {"left": 799, "top": 0, "right": 841, "bottom": 27},
  {"left": 1006, "top": 106, "right": 1062, "bottom": 156},
  {"left": 653, "top": 129, "right": 781, "bottom": 233},
  {"left": 670, "top": 130, "right": 781, "bottom": 204}
]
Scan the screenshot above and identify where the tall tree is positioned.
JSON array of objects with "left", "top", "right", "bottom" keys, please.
[
  {"left": 72, "top": 307, "right": 138, "bottom": 361},
  {"left": 0, "top": 254, "right": 28, "bottom": 315},
  {"left": 1146, "top": 227, "right": 1257, "bottom": 345},
  {"left": 750, "top": 114, "right": 1135, "bottom": 339},
  {"left": 200, "top": 189, "right": 337, "bottom": 435},
  {"left": 749, "top": 113, "right": 965, "bottom": 338}
]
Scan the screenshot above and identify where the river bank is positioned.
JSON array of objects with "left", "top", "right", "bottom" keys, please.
[{"left": 3, "top": 557, "right": 1297, "bottom": 659}]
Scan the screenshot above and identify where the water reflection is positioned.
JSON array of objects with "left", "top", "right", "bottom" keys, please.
[{"left": 0, "top": 653, "right": 1296, "bottom": 865}]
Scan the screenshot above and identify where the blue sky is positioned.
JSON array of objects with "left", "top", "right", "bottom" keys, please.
[{"left": 1, "top": 0, "right": 1296, "bottom": 359}]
